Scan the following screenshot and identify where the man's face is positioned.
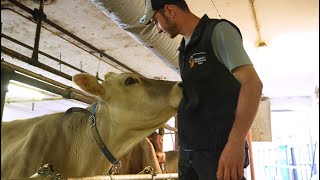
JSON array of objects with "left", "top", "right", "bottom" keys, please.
[{"left": 151, "top": 8, "right": 179, "bottom": 39}]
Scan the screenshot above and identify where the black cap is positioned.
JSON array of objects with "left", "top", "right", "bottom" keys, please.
[{"left": 139, "top": 0, "right": 179, "bottom": 25}]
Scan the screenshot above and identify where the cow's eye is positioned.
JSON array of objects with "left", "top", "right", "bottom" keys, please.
[{"left": 124, "top": 77, "right": 138, "bottom": 86}]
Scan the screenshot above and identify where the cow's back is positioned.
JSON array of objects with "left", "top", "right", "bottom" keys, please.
[{"left": 1, "top": 112, "right": 68, "bottom": 178}]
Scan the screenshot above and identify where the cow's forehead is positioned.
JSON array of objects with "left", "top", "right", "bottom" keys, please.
[
  {"left": 104, "top": 72, "right": 138, "bottom": 80},
  {"left": 104, "top": 72, "right": 117, "bottom": 80}
]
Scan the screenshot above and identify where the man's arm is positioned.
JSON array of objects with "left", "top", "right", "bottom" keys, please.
[
  {"left": 212, "top": 21, "right": 263, "bottom": 179},
  {"left": 229, "top": 64, "right": 263, "bottom": 145},
  {"left": 217, "top": 64, "right": 263, "bottom": 179}
]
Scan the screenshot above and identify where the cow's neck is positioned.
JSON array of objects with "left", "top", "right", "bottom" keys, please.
[
  {"left": 93, "top": 102, "right": 170, "bottom": 162},
  {"left": 62, "top": 105, "right": 113, "bottom": 176},
  {"left": 63, "top": 102, "right": 173, "bottom": 175}
]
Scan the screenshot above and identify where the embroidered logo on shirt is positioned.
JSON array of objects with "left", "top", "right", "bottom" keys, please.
[
  {"left": 189, "top": 57, "right": 195, "bottom": 68},
  {"left": 188, "top": 52, "right": 206, "bottom": 69}
]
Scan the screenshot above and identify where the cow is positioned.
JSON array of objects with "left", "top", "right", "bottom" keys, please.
[
  {"left": 118, "top": 137, "right": 162, "bottom": 175},
  {"left": 104, "top": 129, "right": 166, "bottom": 175},
  {"left": 147, "top": 128, "right": 167, "bottom": 173},
  {"left": 147, "top": 129, "right": 179, "bottom": 174},
  {"left": 1, "top": 72, "right": 182, "bottom": 178},
  {"left": 28, "top": 136, "right": 163, "bottom": 177},
  {"left": 164, "top": 150, "right": 179, "bottom": 173}
]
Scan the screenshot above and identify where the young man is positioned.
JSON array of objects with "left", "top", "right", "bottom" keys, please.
[{"left": 139, "top": 0, "right": 263, "bottom": 179}]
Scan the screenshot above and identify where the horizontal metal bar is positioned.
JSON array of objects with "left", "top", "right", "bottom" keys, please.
[
  {"left": 67, "top": 173, "right": 178, "bottom": 180},
  {"left": 1, "top": 45, "right": 73, "bottom": 81},
  {"left": 6, "top": 0, "right": 34, "bottom": 15},
  {"left": 5, "top": 97, "right": 63, "bottom": 103},
  {"left": 45, "top": 19, "right": 136, "bottom": 72},
  {"left": 2, "top": 33, "right": 88, "bottom": 74},
  {"left": 3, "top": 1, "right": 142, "bottom": 76},
  {"left": 1, "top": 60, "right": 94, "bottom": 99}
]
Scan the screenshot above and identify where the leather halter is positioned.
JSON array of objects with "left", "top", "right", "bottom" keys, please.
[{"left": 66, "top": 103, "right": 121, "bottom": 168}]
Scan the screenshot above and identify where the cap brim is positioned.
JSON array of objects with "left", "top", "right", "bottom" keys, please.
[{"left": 139, "top": 10, "right": 155, "bottom": 25}]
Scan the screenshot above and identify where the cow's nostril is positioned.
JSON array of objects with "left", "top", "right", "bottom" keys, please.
[{"left": 178, "top": 82, "right": 183, "bottom": 88}]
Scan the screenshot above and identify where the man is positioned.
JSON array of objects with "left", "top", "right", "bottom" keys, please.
[{"left": 139, "top": 0, "right": 263, "bottom": 179}]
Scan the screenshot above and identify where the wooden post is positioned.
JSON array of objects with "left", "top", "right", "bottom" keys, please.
[
  {"left": 251, "top": 97, "right": 272, "bottom": 141},
  {"left": 174, "top": 114, "right": 178, "bottom": 151},
  {"left": 247, "top": 130, "right": 255, "bottom": 180}
]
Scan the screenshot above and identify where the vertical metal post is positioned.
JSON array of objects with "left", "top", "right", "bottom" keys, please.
[
  {"left": 290, "top": 147, "right": 298, "bottom": 180},
  {"left": 311, "top": 142, "right": 318, "bottom": 177},
  {"left": 1, "top": 65, "right": 14, "bottom": 125},
  {"left": 279, "top": 145, "right": 290, "bottom": 179},
  {"left": 31, "top": 0, "right": 45, "bottom": 63}
]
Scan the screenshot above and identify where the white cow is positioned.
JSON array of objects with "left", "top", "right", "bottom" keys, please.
[{"left": 1, "top": 72, "right": 182, "bottom": 178}]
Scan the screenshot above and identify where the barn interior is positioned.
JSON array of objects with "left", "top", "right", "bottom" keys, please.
[{"left": 1, "top": 0, "right": 319, "bottom": 179}]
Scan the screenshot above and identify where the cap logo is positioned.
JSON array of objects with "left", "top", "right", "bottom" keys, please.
[{"left": 139, "top": 15, "right": 147, "bottom": 24}]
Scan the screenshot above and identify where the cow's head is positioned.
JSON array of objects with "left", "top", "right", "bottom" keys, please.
[
  {"left": 72, "top": 72, "right": 182, "bottom": 158},
  {"left": 73, "top": 72, "right": 182, "bottom": 116},
  {"left": 148, "top": 131, "right": 165, "bottom": 163}
]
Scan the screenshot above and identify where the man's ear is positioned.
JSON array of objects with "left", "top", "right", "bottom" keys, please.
[
  {"left": 73, "top": 73, "right": 105, "bottom": 98},
  {"left": 164, "top": 4, "right": 175, "bottom": 17}
]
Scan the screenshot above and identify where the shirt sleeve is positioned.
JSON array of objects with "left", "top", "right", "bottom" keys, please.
[{"left": 211, "top": 21, "right": 252, "bottom": 72}]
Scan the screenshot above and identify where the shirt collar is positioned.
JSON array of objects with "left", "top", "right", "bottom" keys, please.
[{"left": 178, "top": 14, "right": 211, "bottom": 52}]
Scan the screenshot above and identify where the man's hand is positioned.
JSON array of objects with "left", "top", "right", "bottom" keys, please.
[{"left": 217, "top": 140, "right": 245, "bottom": 180}]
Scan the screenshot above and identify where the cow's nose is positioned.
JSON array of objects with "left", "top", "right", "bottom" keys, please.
[
  {"left": 178, "top": 82, "right": 183, "bottom": 88},
  {"left": 156, "top": 153, "right": 166, "bottom": 163}
]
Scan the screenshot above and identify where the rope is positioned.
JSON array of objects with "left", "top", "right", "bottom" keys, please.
[{"left": 210, "top": 0, "right": 222, "bottom": 18}]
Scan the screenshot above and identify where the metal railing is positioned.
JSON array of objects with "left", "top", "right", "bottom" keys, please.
[{"left": 253, "top": 143, "right": 318, "bottom": 180}]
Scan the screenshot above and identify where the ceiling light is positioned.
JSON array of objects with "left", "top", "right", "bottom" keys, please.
[
  {"left": 5, "top": 81, "right": 62, "bottom": 103},
  {"left": 258, "top": 41, "right": 267, "bottom": 47}
]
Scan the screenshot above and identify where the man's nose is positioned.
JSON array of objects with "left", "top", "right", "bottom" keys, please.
[{"left": 156, "top": 26, "right": 163, "bottom": 33}]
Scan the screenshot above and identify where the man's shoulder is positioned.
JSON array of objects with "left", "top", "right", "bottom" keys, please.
[
  {"left": 209, "top": 19, "right": 242, "bottom": 38},
  {"left": 208, "top": 19, "right": 237, "bottom": 28},
  {"left": 206, "top": 19, "right": 234, "bottom": 31}
]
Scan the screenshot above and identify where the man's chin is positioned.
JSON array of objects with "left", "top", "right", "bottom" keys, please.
[{"left": 169, "top": 34, "right": 178, "bottom": 39}]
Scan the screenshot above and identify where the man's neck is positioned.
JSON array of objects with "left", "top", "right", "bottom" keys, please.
[{"left": 178, "top": 13, "right": 200, "bottom": 38}]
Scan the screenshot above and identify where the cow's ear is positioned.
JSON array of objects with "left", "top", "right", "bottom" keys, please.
[{"left": 73, "top": 73, "right": 105, "bottom": 97}]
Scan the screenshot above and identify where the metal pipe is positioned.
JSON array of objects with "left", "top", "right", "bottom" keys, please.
[
  {"left": 67, "top": 173, "right": 178, "bottom": 180},
  {"left": 249, "top": 0, "right": 267, "bottom": 47},
  {"left": 30, "top": 0, "right": 44, "bottom": 62},
  {"left": 290, "top": 147, "right": 298, "bottom": 180},
  {"left": 2, "top": 7, "right": 125, "bottom": 76},
  {"left": 1, "top": 61, "right": 93, "bottom": 98},
  {"left": 5, "top": 0, "right": 34, "bottom": 15},
  {"left": 6, "top": 97, "right": 63, "bottom": 103},
  {"left": 2, "top": 64, "right": 96, "bottom": 105},
  {"left": 5, "top": 0, "right": 141, "bottom": 76},
  {"left": 11, "top": 72, "right": 96, "bottom": 105},
  {"left": 2, "top": 45, "right": 73, "bottom": 81},
  {"left": 163, "top": 124, "right": 178, "bottom": 133},
  {"left": 43, "top": 19, "right": 139, "bottom": 74},
  {"left": 2, "top": 33, "right": 87, "bottom": 74}
]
